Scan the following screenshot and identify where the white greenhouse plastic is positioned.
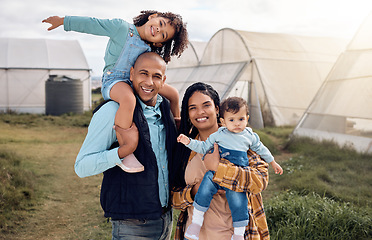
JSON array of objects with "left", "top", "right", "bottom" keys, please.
[
  {"left": 293, "top": 13, "right": 372, "bottom": 153},
  {"left": 0, "top": 38, "right": 91, "bottom": 113},
  {"left": 167, "top": 29, "right": 346, "bottom": 129}
]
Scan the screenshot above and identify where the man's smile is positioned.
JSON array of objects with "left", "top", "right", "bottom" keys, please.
[{"left": 141, "top": 86, "right": 153, "bottom": 93}]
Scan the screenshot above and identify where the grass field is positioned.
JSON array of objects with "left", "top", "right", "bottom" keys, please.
[
  {"left": 0, "top": 113, "right": 371, "bottom": 239},
  {"left": 0, "top": 113, "right": 111, "bottom": 239}
]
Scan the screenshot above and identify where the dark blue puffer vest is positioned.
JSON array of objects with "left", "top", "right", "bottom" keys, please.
[{"left": 99, "top": 98, "right": 177, "bottom": 220}]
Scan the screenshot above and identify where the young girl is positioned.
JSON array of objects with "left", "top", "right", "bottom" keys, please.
[
  {"left": 177, "top": 96, "right": 283, "bottom": 240},
  {"left": 43, "top": 10, "right": 188, "bottom": 173}
]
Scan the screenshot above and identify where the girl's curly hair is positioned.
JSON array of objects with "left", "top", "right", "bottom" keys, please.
[{"left": 133, "top": 10, "right": 188, "bottom": 63}]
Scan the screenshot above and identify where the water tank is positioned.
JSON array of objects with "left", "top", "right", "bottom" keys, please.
[{"left": 45, "top": 75, "right": 84, "bottom": 115}]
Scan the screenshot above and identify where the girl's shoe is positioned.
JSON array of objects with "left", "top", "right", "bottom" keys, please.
[{"left": 116, "top": 153, "right": 144, "bottom": 173}]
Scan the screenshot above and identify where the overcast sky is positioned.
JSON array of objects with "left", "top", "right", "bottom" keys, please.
[{"left": 1, "top": 0, "right": 372, "bottom": 76}]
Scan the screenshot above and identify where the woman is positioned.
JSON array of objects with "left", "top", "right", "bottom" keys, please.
[{"left": 171, "top": 82, "right": 270, "bottom": 240}]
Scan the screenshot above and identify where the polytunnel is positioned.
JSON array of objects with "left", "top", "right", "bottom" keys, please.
[
  {"left": 0, "top": 38, "right": 91, "bottom": 114},
  {"left": 167, "top": 29, "right": 346, "bottom": 129},
  {"left": 293, "top": 13, "right": 372, "bottom": 153},
  {"left": 166, "top": 41, "right": 207, "bottom": 95}
]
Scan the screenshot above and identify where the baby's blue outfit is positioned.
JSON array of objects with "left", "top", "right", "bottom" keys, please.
[
  {"left": 186, "top": 127, "right": 274, "bottom": 228},
  {"left": 188, "top": 127, "right": 274, "bottom": 165},
  {"left": 64, "top": 16, "right": 151, "bottom": 100}
]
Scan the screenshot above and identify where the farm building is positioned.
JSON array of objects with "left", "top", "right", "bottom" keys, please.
[
  {"left": 0, "top": 38, "right": 91, "bottom": 114},
  {"left": 293, "top": 13, "right": 372, "bottom": 153},
  {"left": 167, "top": 30, "right": 346, "bottom": 129}
]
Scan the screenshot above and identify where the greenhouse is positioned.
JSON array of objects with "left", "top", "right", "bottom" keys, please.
[
  {"left": 167, "top": 29, "right": 346, "bottom": 129},
  {"left": 0, "top": 38, "right": 91, "bottom": 114},
  {"left": 293, "top": 13, "right": 372, "bottom": 153},
  {"left": 166, "top": 41, "right": 207, "bottom": 97}
]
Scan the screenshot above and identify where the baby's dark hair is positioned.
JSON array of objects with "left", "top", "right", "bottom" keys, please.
[
  {"left": 133, "top": 10, "right": 189, "bottom": 63},
  {"left": 220, "top": 97, "right": 249, "bottom": 119}
]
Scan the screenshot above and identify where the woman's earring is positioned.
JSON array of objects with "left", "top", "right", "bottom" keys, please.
[{"left": 189, "top": 125, "right": 194, "bottom": 135}]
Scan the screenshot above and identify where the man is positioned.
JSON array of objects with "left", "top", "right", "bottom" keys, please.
[{"left": 75, "top": 52, "right": 178, "bottom": 239}]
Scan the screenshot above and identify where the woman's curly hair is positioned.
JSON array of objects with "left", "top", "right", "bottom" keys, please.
[{"left": 133, "top": 10, "right": 189, "bottom": 63}]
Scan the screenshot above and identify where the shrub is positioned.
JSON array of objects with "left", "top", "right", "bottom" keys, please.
[
  {"left": 0, "top": 111, "right": 92, "bottom": 128},
  {"left": 0, "top": 150, "right": 36, "bottom": 230},
  {"left": 265, "top": 191, "right": 372, "bottom": 240}
]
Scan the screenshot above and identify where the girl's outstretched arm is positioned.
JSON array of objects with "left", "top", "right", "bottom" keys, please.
[{"left": 42, "top": 16, "right": 64, "bottom": 31}]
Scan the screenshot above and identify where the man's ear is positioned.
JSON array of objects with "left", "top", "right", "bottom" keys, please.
[
  {"left": 153, "top": 42, "right": 163, "bottom": 48},
  {"left": 161, "top": 75, "right": 166, "bottom": 87},
  {"left": 129, "top": 67, "right": 134, "bottom": 82}
]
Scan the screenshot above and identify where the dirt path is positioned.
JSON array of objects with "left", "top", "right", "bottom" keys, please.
[{"left": 0, "top": 123, "right": 111, "bottom": 240}]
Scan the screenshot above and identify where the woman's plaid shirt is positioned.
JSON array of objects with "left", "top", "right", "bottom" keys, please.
[{"left": 172, "top": 149, "right": 270, "bottom": 240}]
